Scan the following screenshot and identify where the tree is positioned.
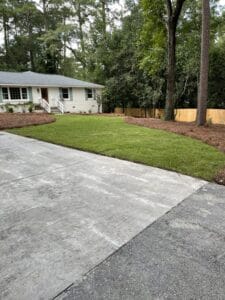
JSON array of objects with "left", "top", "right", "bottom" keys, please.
[
  {"left": 101, "top": 3, "right": 156, "bottom": 112},
  {"left": 1, "top": 0, "right": 225, "bottom": 114},
  {"left": 196, "top": 0, "right": 210, "bottom": 125},
  {"left": 140, "top": 0, "right": 186, "bottom": 120},
  {"left": 164, "top": 0, "right": 186, "bottom": 120},
  {"left": 0, "top": 0, "right": 10, "bottom": 66}
]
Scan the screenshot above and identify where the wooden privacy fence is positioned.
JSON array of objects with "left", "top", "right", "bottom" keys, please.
[
  {"left": 114, "top": 107, "right": 165, "bottom": 119},
  {"left": 175, "top": 109, "right": 225, "bottom": 125},
  {"left": 115, "top": 107, "right": 225, "bottom": 125}
]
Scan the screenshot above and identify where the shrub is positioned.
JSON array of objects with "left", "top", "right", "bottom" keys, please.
[
  {"left": 28, "top": 104, "right": 34, "bottom": 113},
  {"left": 7, "top": 107, "right": 14, "bottom": 113}
]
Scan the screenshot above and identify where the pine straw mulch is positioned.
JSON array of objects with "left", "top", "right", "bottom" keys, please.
[
  {"left": 125, "top": 117, "right": 225, "bottom": 185},
  {"left": 0, "top": 113, "right": 56, "bottom": 130}
]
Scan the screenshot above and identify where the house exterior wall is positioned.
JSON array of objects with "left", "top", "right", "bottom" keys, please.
[
  {"left": 0, "top": 86, "right": 103, "bottom": 113},
  {"left": 0, "top": 86, "right": 32, "bottom": 112},
  {"left": 32, "top": 87, "right": 41, "bottom": 104},
  {"left": 62, "top": 88, "right": 102, "bottom": 113},
  {"left": 32, "top": 86, "right": 102, "bottom": 113}
]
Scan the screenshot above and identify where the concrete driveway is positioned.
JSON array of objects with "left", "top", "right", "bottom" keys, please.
[{"left": 0, "top": 132, "right": 218, "bottom": 300}]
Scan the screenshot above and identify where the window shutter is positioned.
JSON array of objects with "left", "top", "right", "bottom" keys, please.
[
  {"left": 59, "top": 88, "right": 63, "bottom": 100},
  {"left": 28, "top": 87, "right": 33, "bottom": 101},
  {"left": 93, "top": 89, "right": 96, "bottom": 100},
  {"left": 69, "top": 88, "right": 73, "bottom": 101},
  {"left": 85, "top": 89, "right": 88, "bottom": 100},
  {"left": 0, "top": 88, "right": 2, "bottom": 103}
]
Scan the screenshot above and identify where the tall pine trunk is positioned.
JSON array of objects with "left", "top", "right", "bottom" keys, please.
[
  {"left": 77, "top": 1, "right": 86, "bottom": 71},
  {"left": 164, "top": 0, "right": 186, "bottom": 121},
  {"left": 165, "top": 23, "right": 176, "bottom": 120},
  {"left": 3, "top": 12, "right": 9, "bottom": 64},
  {"left": 197, "top": 0, "right": 210, "bottom": 126}
]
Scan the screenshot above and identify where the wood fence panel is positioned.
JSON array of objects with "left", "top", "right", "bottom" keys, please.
[
  {"left": 207, "top": 109, "right": 225, "bottom": 125},
  {"left": 114, "top": 107, "right": 124, "bottom": 114},
  {"left": 114, "top": 107, "right": 225, "bottom": 125},
  {"left": 175, "top": 109, "right": 197, "bottom": 122}
]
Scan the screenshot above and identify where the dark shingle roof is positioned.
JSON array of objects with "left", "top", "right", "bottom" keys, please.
[{"left": 0, "top": 71, "right": 104, "bottom": 88}]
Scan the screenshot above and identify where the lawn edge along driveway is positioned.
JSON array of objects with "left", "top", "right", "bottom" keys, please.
[
  {"left": 0, "top": 132, "right": 206, "bottom": 300},
  {"left": 8, "top": 115, "right": 225, "bottom": 182}
]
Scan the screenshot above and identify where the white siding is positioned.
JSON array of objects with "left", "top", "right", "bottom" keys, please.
[
  {"left": 48, "top": 87, "right": 60, "bottom": 107},
  {"left": 63, "top": 88, "right": 102, "bottom": 113},
  {"left": 32, "top": 87, "right": 59, "bottom": 106},
  {"left": 3, "top": 86, "right": 103, "bottom": 113},
  {"left": 32, "top": 87, "right": 41, "bottom": 104}
]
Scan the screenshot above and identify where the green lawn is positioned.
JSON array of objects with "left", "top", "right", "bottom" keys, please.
[{"left": 8, "top": 115, "right": 225, "bottom": 181}]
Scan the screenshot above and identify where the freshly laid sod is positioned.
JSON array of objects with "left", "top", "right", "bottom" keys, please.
[{"left": 8, "top": 115, "right": 225, "bottom": 181}]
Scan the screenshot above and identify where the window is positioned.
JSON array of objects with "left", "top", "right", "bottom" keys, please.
[
  {"left": 22, "top": 88, "right": 27, "bottom": 99},
  {"left": 2, "top": 87, "right": 9, "bottom": 99},
  {"left": 10, "top": 88, "right": 21, "bottom": 99},
  {"left": 86, "top": 88, "right": 93, "bottom": 99},
  {"left": 62, "top": 88, "right": 69, "bottom": 99},
  {"left": 2, "top": 87, "right": 28, "bottom": 100}
]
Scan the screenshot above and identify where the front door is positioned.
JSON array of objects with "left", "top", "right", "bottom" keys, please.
[{"left": 41, "top": 88, "right": 48, "bottom": 102}]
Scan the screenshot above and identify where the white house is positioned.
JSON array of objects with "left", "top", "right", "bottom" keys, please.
[{"left": 0, "top": 71, "right": 104, "bottom": 114}]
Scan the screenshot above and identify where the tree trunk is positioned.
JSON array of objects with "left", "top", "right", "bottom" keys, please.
[
  {"left": 165, "top": 24, "right": 176, "bottom": 120},
  {"left": 3, "top": 12, "right": 9, "bottom": 63},
  {"left": 63, "top": 16, "right": 66, "bottom": 61},
  {"left": 197, "top": 0, "right": 210, "bottom": 126},
  {"left": 42, "top": 0, "right": 48, "bottom": 31},
  {"left": 28, "top": 19, "right": 35, "bottom": 71},
  {"left": 77, "top": 1, "right": 86, "bottom": 70},
  {"left": 101, "top": 0, "right": 107, "bottom": 39},
  {"left": 164, "top": 0, "right": 186, "bottom": 121}
]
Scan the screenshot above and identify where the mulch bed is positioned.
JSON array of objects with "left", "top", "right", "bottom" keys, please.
[
  {"left": 125, "top": 117, "right": 225, "bottom": 185},
  {"left": 0, "top": 113, "right": 56, "bottom": 130}
]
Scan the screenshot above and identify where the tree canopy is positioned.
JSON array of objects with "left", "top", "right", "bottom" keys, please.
[{"left": 0, "top": 0, "right": 225, "bottom": 111}]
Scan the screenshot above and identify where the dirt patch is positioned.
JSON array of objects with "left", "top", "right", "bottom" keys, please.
[
  {"left": 125, "top": 117, "right": 225, "bottom": 185},
  {"left": 0, "top": 113, "right": 56, "bottom": 130}
]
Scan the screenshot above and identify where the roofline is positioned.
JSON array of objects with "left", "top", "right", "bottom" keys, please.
[{"left": 0, "top": 84, "right": 104, "bottom": 88}]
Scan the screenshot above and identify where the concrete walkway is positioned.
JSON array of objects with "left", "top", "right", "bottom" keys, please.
[{"left": 0, "top": 132, "right": 208, "bottom": 299}]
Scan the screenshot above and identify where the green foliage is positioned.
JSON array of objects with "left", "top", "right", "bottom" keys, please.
[
  {"left": 139, "top": 0, "right": 166, "bottom": 75},
  {"left": 6, "top": 105, "right": 14, "bottom": 113},
  {"left": 28, "top": 103, "right": 34, "bottom": 113},
  {"left": 139, "top": 0, "right": 225, "bottom": 109},
  {"left": 101, "top": 3, "right": 166, "bottom": 111},
  {"left": 1, "top": 0, "right": 225, "bottom": 109}
]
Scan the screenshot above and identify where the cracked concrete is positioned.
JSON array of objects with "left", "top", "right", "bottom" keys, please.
[{"left": 0, "top": 132, "right": 206, "bottom": 300}]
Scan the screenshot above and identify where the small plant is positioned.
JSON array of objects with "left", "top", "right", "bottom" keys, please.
[
  {"left": 28, "top": 103, "right": 34, "bottom": 113},
  {"left": 8, "top": 107, "right": 14, "bottom": 113},
  {"left": 88, "top": 109, "right": 92, "bottom": 114},
  {"left": 5, "top": 103, "right": 18, "bottom": 113}
]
